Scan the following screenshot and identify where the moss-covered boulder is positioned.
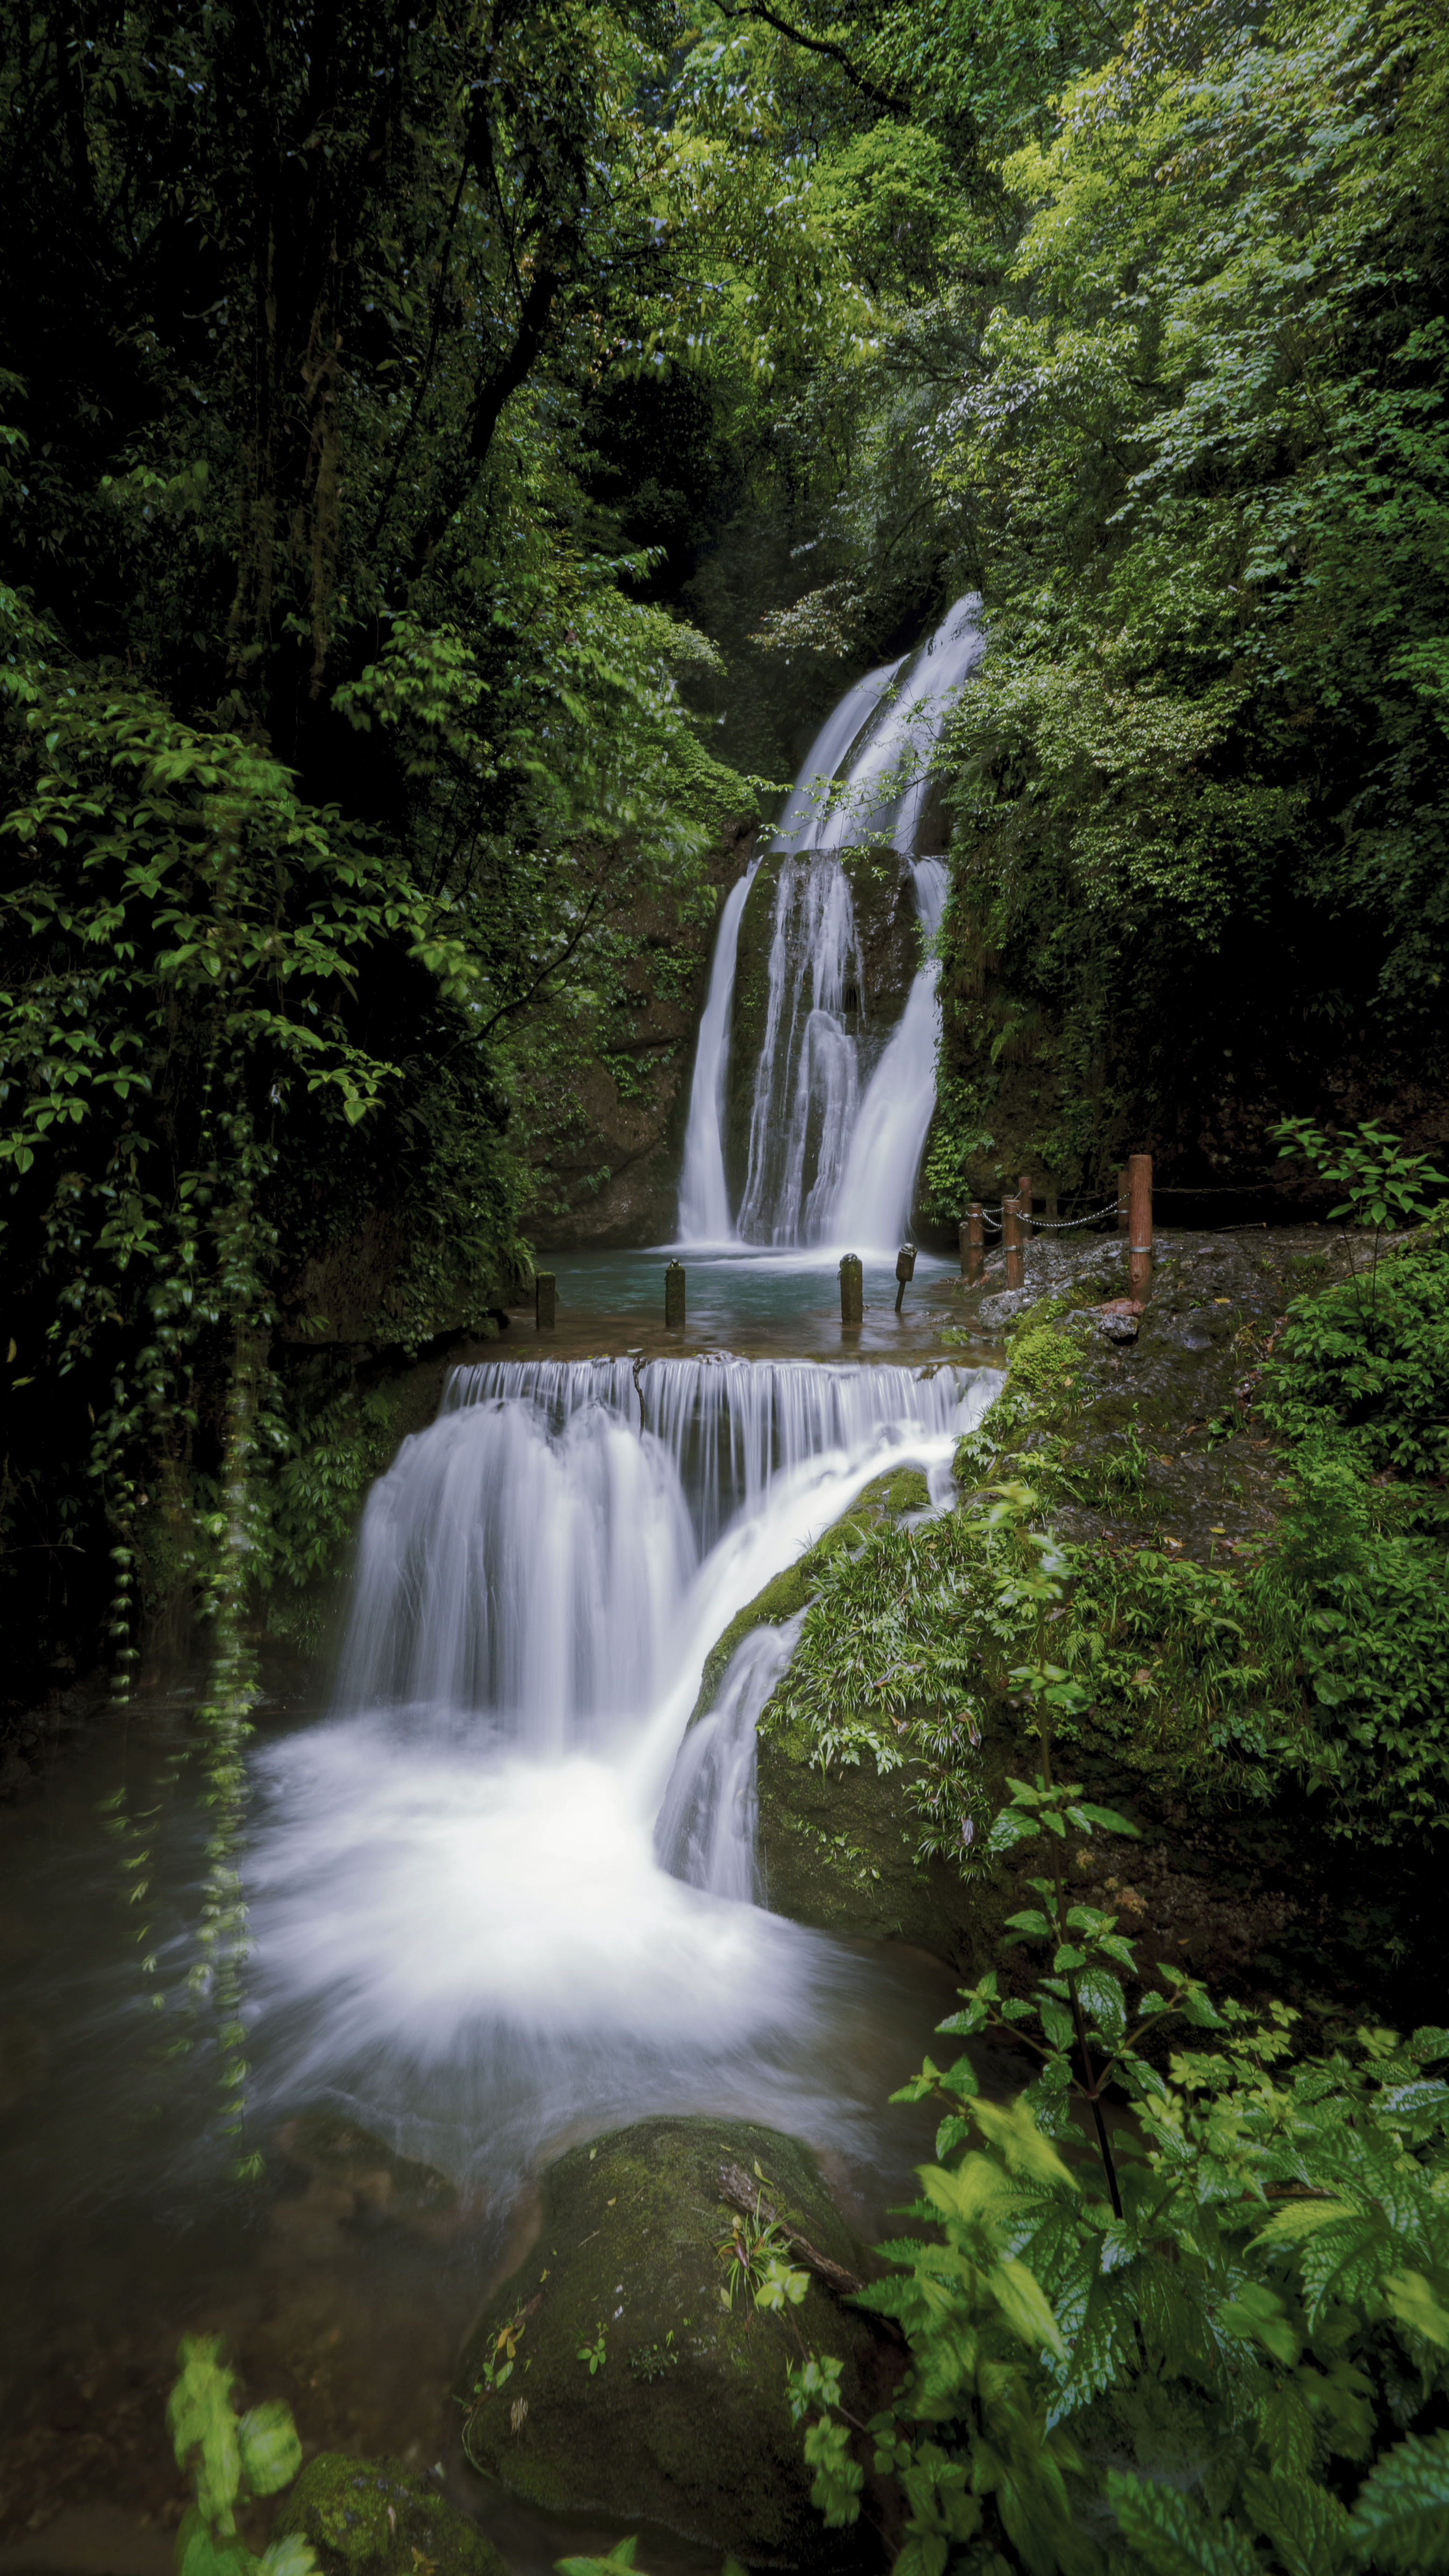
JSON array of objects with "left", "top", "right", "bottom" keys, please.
[
  {"left": 689, "top": 1465, "right": 931, "bottom": 1730},
  {"left": 756, "top": 1720, "right": 980, "bottom": 1959},
  {"left": 275, "top": 2455, "right": 506, "bottom": 2576},
  {"left": 454, "top": 2117, "right": 884, "bottom": 2567},
  {"left": 687, "top": 1465, "right": 988, "bottom": 1959}
]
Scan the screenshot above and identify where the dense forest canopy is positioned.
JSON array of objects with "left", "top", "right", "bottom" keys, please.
[{"left": 1, "top": 0, "right": 1446, "bottom": 1700}]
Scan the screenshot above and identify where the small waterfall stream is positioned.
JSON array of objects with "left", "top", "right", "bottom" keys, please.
[{"left": 677, "top": 594, "right": 983, "bottom": 1250}]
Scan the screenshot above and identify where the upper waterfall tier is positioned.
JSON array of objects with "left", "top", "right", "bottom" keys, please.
[
  {"left": 773, "top": 593, "right": 983, "bottom": 859},
  {"left": 676, "top": 595, "right": 982, "bottom": 1248}
]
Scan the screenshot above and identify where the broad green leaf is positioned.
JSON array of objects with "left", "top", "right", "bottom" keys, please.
[
  {"left": 1105, "top": 2471, "right": 1262, "bottom": 2575},
  {"left": 1347, "top": 2431, "right": 1449, "bottom": 2569},
  {"left": 256, "top": 2540, "right": 318, "bottom": 2576},
  {"left": 1242, "top": 2469, "right": 1350, "bottom": 2576},
  {"left": 987, "top": 2254, "right": 1067, "bottom": 2358},
  {"left": 1386, "top": 2270, "right": 1449, "bottom": 2349},
  {"left": 236, "top": 2401, "right": 302, "bottom": 2497}
]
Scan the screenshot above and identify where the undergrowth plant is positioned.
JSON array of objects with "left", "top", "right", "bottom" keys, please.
[
  {"left": 166, "top": 2338, "right": 315, "bottom": 2576},
  {"left": 785, "top": 1492, "right": 1449, "bottom": 2572}
]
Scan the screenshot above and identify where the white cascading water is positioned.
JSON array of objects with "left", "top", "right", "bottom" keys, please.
[
  {"left": 242, "top": 1356, "right": 1002, "bottom": 2195},
  {"left": 831, "top": 859, "right": 950, "bottom": 1251},
  {"left": 735, "top": 858, "right": 866, "bottom": 1246},
  {"left": 676, "top": 859, "right": 760, "bottom": 1244},
  {"left": 676, "top": 594, "right": 982, "bottom": 1249}
]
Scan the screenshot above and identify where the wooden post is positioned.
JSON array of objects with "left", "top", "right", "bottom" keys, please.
[
  {"left": 839, "top": 1253, "right": 863, "bottom": 1327},
  {"left": 894, "top": 1241, "right": 917, "bottom": 1314},
  {"left": 1004, "top": 1193, "right": 1024, "bottom": 1291},
  {"left": 1116, "top": 1168, "right": 1129, "bottom": 1232},
  {"left": 665, "top": 1260, "right": 686, "bottom": 1327},
  {"left": 963, "top": 1204, "right": 984, "bottom": 1285},
  {"left": 1128, "top": 1154, "right": 1153, "bottom": 1300},
  {"left": 535, "top": 1271, "right": 556, "bottom": 1330}
]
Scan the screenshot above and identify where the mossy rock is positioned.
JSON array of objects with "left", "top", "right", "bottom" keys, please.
[
  {"left": 686, "top": 1466, "right": 1003, "bottom": 1961},
  {"left": 756, "top": 1725, "right": 990, "bottom": 1959},
  {"left": 455, "top": 2117, "right": 884, "bottom": 2566},
  {"left": 275, "top": 2455, "right": 505, "bottom": 2576},
  {"left": 688, "top": 1467, "right": 931, "bottom": 1727}
]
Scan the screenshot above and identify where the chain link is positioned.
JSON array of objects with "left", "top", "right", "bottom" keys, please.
[{"left": 965, "top": 1199, "right": 1121, "bottom": 1234}]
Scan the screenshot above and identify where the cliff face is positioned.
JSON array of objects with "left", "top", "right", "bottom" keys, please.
[
  {"left": 525, "top": 820, "right": 758, "bottom": 1250},
  {"left": 722, "top": 847, "right": 925, "bottom": 1209}
]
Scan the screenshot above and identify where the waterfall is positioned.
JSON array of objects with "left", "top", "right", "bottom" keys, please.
[
  {"left": 832, "top": 859, "right": 950, "bottom": 1251},
  {"left": 676, "top": 595, "right": 982, "bottom": 1250},
  {"left": 653, "top": 1618, "right": 800, "bottom": 1902},
  {"left": 444, "top": 1352, "right": 978, "bottom": 1550},
  {"left": 677, "top": 859, "right": 759, "bottom": 1243},
  {"left": 735, "top": 858, "right": 866, "bottom": 1246},
  {"left": 243, "top": 1355, "right": 1002, "bottom": 2188}
]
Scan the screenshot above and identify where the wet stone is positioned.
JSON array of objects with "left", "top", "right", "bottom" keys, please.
[
  {"left": 275, "top": 2454, "right": 505, "bottom": 2576},
  {"left": 455, "top": 2117, "right": 886, "bottom": 2567}
]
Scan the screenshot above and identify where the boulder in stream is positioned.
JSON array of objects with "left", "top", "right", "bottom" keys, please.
[
  {"left": 455, "top": 2116, "right": 886, "bottom": 2566},
  {"left": 275, "top": 2455, "right": 506, "bottom": 2576}
]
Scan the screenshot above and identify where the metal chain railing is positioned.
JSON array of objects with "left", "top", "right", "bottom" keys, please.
[{"left": 970, "top": 1198, "right": 1121, "bottom": 1234}]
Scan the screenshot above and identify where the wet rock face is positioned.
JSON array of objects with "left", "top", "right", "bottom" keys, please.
[
  {"left": 276, "top": 2454, "right": 506, "bottom": 2576},
  {"left": 454, "top": 2117, "right": 882, "bottom": 2567},
  {"left": 756, "top": 1724, "right": 979, "bottom": 1962},
  {"left": 527, "top": 820, "right": 758, "bottom": 1251}
]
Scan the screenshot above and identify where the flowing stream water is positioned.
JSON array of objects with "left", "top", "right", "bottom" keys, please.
[
  {"left": 251, "top": 1356, "right": 999, "bottom": 2193},
  {"left": 0, "top": 1334, "right": 1002, "bottom": 2570},
  {"left": 1, "top": 605, "right": 996, "bottom": 2567},
  {"left": 677, "top": 596, "right": 983, "bottom": 1253}
]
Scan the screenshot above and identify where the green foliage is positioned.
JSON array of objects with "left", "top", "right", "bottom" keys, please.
[
  {"left": 759, "top": 1503, "right": 1016, "bottom": 1865},
  {"left": 1259, "top": 1234, "right": 1449, "bottom": 1481},
  {"left": 789, "top": 1557, "right": 1449, "bottom": 2573},
  {"left": 166, "top": 2338, "right": 315, "bottom": 2576},
  {"left": 1271, "top": 1122, "right": 1449, "bottom": 1243},
  {"left": 715, "top": 2200, "right": 810, "bottom": 2316}
]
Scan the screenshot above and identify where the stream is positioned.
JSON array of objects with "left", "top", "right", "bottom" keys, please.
[
  {"left": 0, "top": 616, "right": 993, "bottom": 2575},
  {"left": 0, "top": 1287, "right": 1003, "bottom": 2575}
]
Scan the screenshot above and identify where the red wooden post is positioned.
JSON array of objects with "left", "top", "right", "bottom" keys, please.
[
  {"left": 1004, "top": 1193, "right": 1024, "bottom": 1291},
  {"left": 1129, "top": 1154, "right": 1153, "bottom": 1300},
  {"left": 963, "top": 1203, "right": 984, "bottom": 1285}
]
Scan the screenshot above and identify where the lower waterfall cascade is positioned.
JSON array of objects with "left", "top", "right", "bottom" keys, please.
[
  {"left": 242, "top": 1352, "right": 1002, "bottom": 2198},
  {"left": 676, "top": 592, "right": 983, "bottom": 1251}
]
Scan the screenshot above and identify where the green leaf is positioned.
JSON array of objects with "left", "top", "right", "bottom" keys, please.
[
  {"left": 1385, "top": 2270, "right": 1449, "bottom": 2349},
  {"left": 1068, "top": 1802, "right": 1141, "bottom": 1837},
  {"left": 236, "top": 2402, "right": 302, "bottom": 2497},
  {"left": 1348, "top": 2432, "right": 1449, "bottom": 2569},
  {"left": 554, "top": 2541, "right": 640, "bottom": 2576},
  {"left": 1242, "top": 2470, "right": 1350, "bottom": 2576},
  {"left": 1105, "top": 2471, "right": 1262, "bottom": 2575},
  {"left": 987, "top": 2254, "right": 1067, "bottom": 2359},
  {"left": 256, "top": 2541, "right": 318, "bottom": 2576},
  {"left": 176, "top": 2513, "right": 255, "bottom": 2576}
]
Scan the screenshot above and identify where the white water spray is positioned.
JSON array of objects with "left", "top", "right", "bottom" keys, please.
[
  {"left": 832, "top": 859, "right": 950, "bottom": 1252},
  {"left": 677, "top": 860, "right": 759, "bottom": 1243},
  {"left": 706, "top": 597, "right": 982, "bottom": 1247},
  {"left": 244, "top": 1357, "right": 1002, "bottom": 2191}
]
